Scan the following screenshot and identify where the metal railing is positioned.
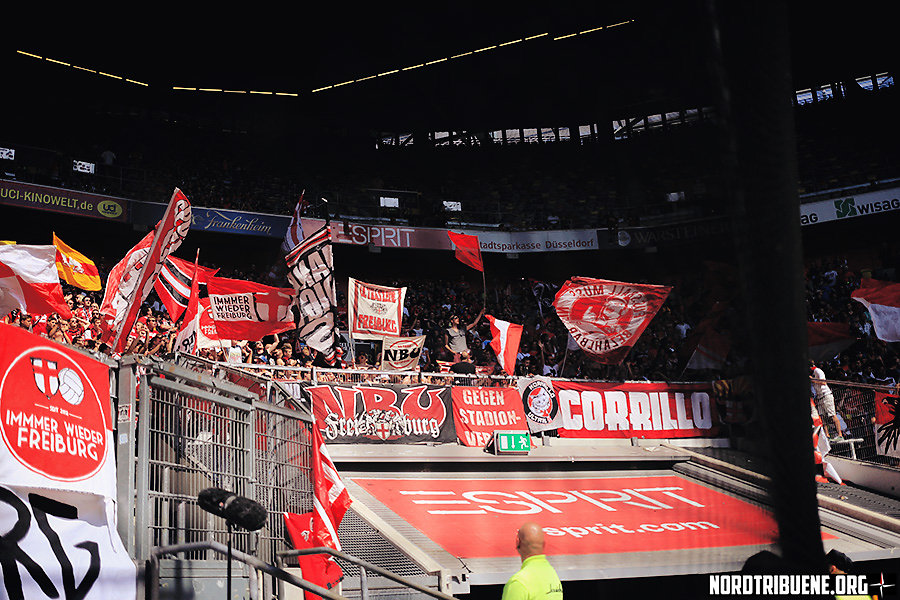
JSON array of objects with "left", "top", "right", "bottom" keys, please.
[
  {"left": 276, "top": 547, "right": 458, "bottom": 600},
  {"left": 813, "top": 378, "right": 900, "bottom": 469}
]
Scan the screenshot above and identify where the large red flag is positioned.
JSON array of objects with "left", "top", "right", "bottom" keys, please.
[
  {"left": 154, "top": 255, "right": 219, "bottom": 322},
  {"left": 0, "top": 245, "right": 72, "bottom": 319},
  {"left": 553, "top": 277, "right": 671, "bottom": 365},
  {"left": 486, "top": 314, "right": 523, "bottom": 376},
  {"left": 283, "top": 425, "right": 352, "bottom": 599},
  {"left": 206, "top": 276, "right": 295, "bottom": 341},
  {"left": 447, "top": 231, "right": 483, "bottom": 272},
  {"left": 101, "top": 188, "right": 191, "bottom": 352}
]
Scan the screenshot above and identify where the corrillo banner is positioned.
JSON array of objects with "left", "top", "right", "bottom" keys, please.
[
  {"left": 553, "top": 277, "right": 671, "bottom": 365},
  {"left": 451, "top": 387, "right": 529, "bottom": 448},
  {"left": 554, "top": 381, "right": 719, "bottom": 439},
  {"left": 348, "top": 278, "right": 407, "bottom": 340},
  {"left": 303, "top": 382, "right": 456, "bottom": 444}
]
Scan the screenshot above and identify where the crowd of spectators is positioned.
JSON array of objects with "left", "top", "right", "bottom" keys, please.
[{"left": 5, "top": 244, "right": 897, "bottom": 393}]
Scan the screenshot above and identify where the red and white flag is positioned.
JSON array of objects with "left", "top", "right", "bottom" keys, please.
[
  {"left": 281, "top": 191, "right": 308, "bottom": 252},
  {"left": 447, "top": 231, "right": 483, "bottom": 272},
  {"left": 685, "top": 327, "right": 730, "bottom": 371},
  {"left": 486, "top": 314, "right": 523, "bottom": 376},
  {"left": 0, "top": 245, "right": 72, "bottom": 319},
  {"left": 851, "top": 278, "right": 900, "bottom": 342},
  {"left": 101, "top": 188, "right": 191, "bottom": 352},
  {"left": 207, "top": 276, "right": 295, "bottom": 341},
  {"left": 553, "top": 277, "right": 671, "bottom": 365},
  {"left": 807, "top": 322, "right": 857, "bottom": 362},
  {"left": 283, "top": 426, "right": 352, "bottom": 599},
  {"left": 173, "top": 253, "right": 201, "bottom": 354},
  {"left": 154, "top": 255, "right": 219, "bottom": 322}
]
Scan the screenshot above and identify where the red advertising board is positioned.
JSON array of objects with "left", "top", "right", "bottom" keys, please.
[
  {"left": 555, "top": 381, "right": 719, "bottom": 439},
  {"left": 353, "top": 475, "right": 778, "bottom": 558},
  {"left": 451, "top": 387, "right": 528, "bottom": 447}
]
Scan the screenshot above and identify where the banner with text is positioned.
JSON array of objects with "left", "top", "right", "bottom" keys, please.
[
  {"left": 351, "top": 474, "right": 778, "bottom": 558},
  {"left": 348, "top": 278, "right": 407, "bottom": 339},
  {"left": 0, "top": 179, "right": 129, "bottom": 222},
  {"left": 451, "top": 387, "right": 529, "bottom": 448},
  {"left": 554, "top": 380, "right": 719, "bottom": 439},
  {"left": 0, "top": 484, "right": 136, "bottom": 600},
  {"left": 303, "top": 382, "right": 455, "bottom": 444},
  {"left": 0, "top": 324, "right": 116, "bottom": 497},
  {"left": 380, "top": 335, "right": 426, "bottom": 371}
]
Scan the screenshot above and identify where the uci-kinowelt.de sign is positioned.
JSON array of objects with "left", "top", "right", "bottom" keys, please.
[{"left": 352, "top": 475, "right": 779, "bottom": 558}]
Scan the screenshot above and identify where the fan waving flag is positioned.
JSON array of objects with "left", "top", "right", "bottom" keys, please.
[
  {"left": 0, "top": 244, "right": 72, "bottom": 319},
  {"left": 52, "top": 233, "right": 101, "bottom": 291},
  {"left": 486, "top": 314, "right": 523, "bottom": 376},
  {"left": 154, "top": 255, "right": 219, "bottom": 322},
  {"left": 281, "top": 191, "right": 308, "bottom": 252},
  {"left": 553, "top": 277, "right": 671, "bottom": 365},
  {"left": 851, "top": 278, "right": 900, "bottom": 342},
  {"left": 447, "top": 231, "right": 483, "bottom": 272},
  {"left": 207, "top": 276, "right": 295, "bottom": 341}
]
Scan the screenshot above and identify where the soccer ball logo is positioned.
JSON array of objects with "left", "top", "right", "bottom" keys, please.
[{"left": 57, "top": 368, "right": 84, "bottom": 406}]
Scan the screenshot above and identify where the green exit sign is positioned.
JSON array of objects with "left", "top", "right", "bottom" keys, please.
[{"left": 490, "top": 431, "right": 531, "bottom": 455}]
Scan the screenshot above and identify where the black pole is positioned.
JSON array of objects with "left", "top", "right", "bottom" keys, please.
[
  {"left": 227, "top": 521, "right": 233, "bottom": 600},
  {"left": 706, "top": 0, "right": 826, "bottom": 572}
]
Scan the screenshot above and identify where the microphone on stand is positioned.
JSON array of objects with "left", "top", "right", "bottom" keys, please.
[
  {"left": 198, "top": 488, "right": 267, "bottom": 531},
  {"left": 198, "top": 488, "right": 268, "bottom": 600}
]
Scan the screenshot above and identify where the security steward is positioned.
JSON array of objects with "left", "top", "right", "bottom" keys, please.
[{"left": 501, "top": 522, "right": 563, "bottom": 600}]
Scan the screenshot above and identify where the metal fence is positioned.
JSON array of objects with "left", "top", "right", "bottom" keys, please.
[
  {"left": 117, "top": 356, "right": 315, "bottom": 569},
  {"left": 813, "top": 378, "right": 900, "bottom": 469}
]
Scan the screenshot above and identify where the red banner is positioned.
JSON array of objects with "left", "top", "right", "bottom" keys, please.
[
  {"left": 352, "top": 475, "right": 777, "bottom": 558},
  {"left": 0, "top": 324, "right": 115, "bottom": 497},
  {"left": 554, "top": 381, "right": 718, "bottom": 439},
  {"left": 207, "top": 276, "right": 295, "bottom": 341},
  {"left": 451, "top": 387, "right": 528, "bottom": 447},
  {"left": 553, "top": 277, "right": 671, "bottom": 364}
]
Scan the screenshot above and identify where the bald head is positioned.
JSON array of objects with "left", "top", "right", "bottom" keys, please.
[{"left": 515, "top": 522, "right": 545, "bottom": 560}]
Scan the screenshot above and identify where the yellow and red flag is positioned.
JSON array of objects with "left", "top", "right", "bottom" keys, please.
[{"left": 52, "top": 233, "right": 101, "bottom": 291}]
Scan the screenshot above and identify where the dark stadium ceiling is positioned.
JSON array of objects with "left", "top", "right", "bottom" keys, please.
[{"left": 9, "top": 1, "right": 895, "bottom": 132}]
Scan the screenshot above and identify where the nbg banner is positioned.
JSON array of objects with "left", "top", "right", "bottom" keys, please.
[{"left": 303, "top": 382, "right": 456, "bottom": 444}]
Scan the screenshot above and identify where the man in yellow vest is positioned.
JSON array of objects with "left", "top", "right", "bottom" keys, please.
[{"left": 502, "top": 522, "right": 564, "bottom": 600}]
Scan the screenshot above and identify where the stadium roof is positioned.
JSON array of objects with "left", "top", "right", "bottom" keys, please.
[{"left": 9, "top": 1, "right": 896, "bottom": 132}]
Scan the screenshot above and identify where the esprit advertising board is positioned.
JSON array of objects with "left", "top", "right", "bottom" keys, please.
[
  {"left": 352, "top": 475, "right": 782, "bottom": 558},
  {"left": 303, "top": 383, "right": 456, "bottom": 444},
  {"left": 0, "top": 324, "right": 136, "bottom": 599},
  {"left": 554, "top": 381, "right": 719, "bottom": 439}
]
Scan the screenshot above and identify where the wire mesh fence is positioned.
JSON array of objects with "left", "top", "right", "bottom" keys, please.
[
  {"left": 133, "top": 361, "right": 315, "bottom": 566},
  {"left": 813, "top": 378, "right": 900, "bottom": 469}
]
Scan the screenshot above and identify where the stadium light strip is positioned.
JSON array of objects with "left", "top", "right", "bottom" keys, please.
[
  {"left": 17, "top": 20, "right": 632, "bottom": 96},
  {"left": 16, "top": 50, "right": 148, "bottom": 86}
]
